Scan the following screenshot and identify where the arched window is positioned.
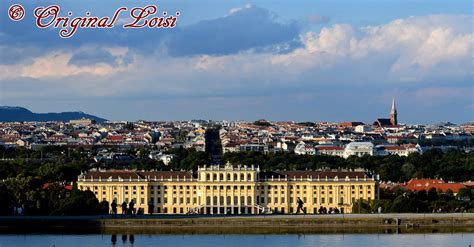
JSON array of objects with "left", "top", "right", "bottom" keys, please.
[
  {"left": 206, "top": 196, "right": 211, "bottom": 204},
  {"left": 240, "top": 174, "right": 244, "bottom": 181},
  {"left": 247, "top": 174, "right": 252, "bottom": 181},
  {"left": 213, "top": 173, "right": 217, "bottom": 181},
  {"left": 213, "top": 196, "right": 218, "bottom": 204},
  {"left": 226, "top": 196, "right": 231, "bottom": 204},
  {"left": 206, "top": 174, "right": 210, "bottom": 181},
  {"left": 234, "top": 174, "right": 238, "bottom": 181},
  {"left": 227, "top": 174, "right": 231, "bottom": 181},
  {"left": 219, "top": 173, "right": 224, "bottom": 181}
]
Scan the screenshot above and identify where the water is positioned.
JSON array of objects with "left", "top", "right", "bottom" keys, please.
[{"left": 0, "top": 233, "right": 472, "bottom": 247}]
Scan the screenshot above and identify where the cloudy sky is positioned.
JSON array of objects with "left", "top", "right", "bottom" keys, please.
[{"left": 0, "top": 0, "right": 472, "bottom": 123}]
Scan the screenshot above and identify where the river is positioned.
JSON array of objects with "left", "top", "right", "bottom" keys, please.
[{"left": 0, "top": 233, "right": 472, "bottom": 247}]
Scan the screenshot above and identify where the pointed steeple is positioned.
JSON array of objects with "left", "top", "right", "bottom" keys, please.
[
  {"left": 390, "top": 97, "right": 397, "bottom": 126},
  {"left": 390, "top": 97, "right": 397, "bottom": 114}
]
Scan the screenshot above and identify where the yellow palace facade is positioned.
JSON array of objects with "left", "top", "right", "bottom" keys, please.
[{"left": 77, "top": 163, "right": 378, "bottom": 214}]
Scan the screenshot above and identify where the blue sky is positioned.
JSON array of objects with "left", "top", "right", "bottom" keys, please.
[{"left": 0, "top": 0, "right": 473, "bottom": 123}]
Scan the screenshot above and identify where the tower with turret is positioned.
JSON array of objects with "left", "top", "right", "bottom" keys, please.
[{"left": 390, "top": 97, "right": 397, "bottom": 126}]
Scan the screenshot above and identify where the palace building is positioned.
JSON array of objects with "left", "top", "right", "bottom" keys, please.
[{"left": 77, "top": 163, "right": 378, "bottom": 214}]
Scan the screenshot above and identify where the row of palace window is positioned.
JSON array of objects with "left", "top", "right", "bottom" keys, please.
[
  {"left": 196, "top": 196, "right": 353, "bottom": 205},
  {"left": 85, "top": 184, "right": 371, "bottom": 192},
  {"left": 205, "top": 185, "right": 253, "bottom": 190},
  {"left": 85, "top": 184, "right": 372, "bottom": 200},
  {"left": 150, "top": 185, "right": 198, "bottom": 190},
  {"left": 101, "top": 195, "right": 367, "bottom": 207},
  {"left": 107, "top": 194, "right": 372, "bottom": 206},
  {"left": 148, "top": 197, "right": 198, "bottom": 205},
  {"left": 203, "top": 173, "right": 254, "bottom": 181},
  {"left": 205, "top": 196, "right": 254, "bottom": 205},
  {"left": 260, "top": 194, "right": 372, "bottom": 205},
  {"left": 200, "top": 196, "right": 365, "bottom": 205},
  {"left": 145, "top": 206, "right": 350, "bottom": 214},
  {"left": 257, "top": 185, "right": 372, "bottom": 190}
]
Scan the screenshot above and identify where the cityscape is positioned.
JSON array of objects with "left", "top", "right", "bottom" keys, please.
[
  {"left": 1, "top": 0, "right": 473, "bottom": 246},
  {"left": 0, "top": 99, "right": 472, "bottom": 217}
]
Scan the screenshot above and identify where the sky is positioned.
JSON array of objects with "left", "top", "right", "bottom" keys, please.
[{"left": 0, "top": 0, "right": 473, "bottom": 124}]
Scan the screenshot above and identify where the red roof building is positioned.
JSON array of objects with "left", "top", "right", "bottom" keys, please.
[{"left": 403, "top": 179, "right": 467, "bottom": 194}]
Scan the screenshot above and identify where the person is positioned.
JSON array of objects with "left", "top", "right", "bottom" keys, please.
[
  {"left": 318, "top": 206, "right": 324, "bottom": 214},
  {"left": 147, "top": 199, "right": 154, "bottom": 215},
  {"left": 129, "top": 200, "right": 136, "bottom": 216},
  {"left": 121, "top": 201, "right": 128, "bottom": 216},
  {"left": 296, "top": 197, "right": 306, "bottom": 214},
  {"left": 111, "top": 199, "right": 118, "bottom": 217}
]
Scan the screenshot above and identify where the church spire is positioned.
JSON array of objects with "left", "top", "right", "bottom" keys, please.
[
  {"left": 390, "top": 97, "right": 397, "bottom": 126},
  {"left": 391, "top": 97, "right": 396, "bottom": 114}
]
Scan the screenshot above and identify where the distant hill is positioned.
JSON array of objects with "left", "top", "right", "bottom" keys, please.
[{"left": 0, "top": 106, "right": 106, "bottom": 122}]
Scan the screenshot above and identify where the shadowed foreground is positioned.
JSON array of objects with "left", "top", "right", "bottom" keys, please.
[{"left": 0, "top": 213, "right": 473, "bottom": 234}]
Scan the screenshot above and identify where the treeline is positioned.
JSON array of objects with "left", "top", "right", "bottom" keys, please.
[
  {"left": 167, "top": 148, "right": 212, "bottom": 170},
  {"left": 0, "top": 147, "right": 209, "bottom": 215},
  {"left": 0, "top": 146, "right": 472, "bottom": 215},
  {"left": 223, "top": 149, "right": 474, "bottom": 182},
  {"left": 353, "top": 187, "right": 473, "bottom": 213},
  {"left": 0, "top": 145, "right": 129, "bottom": 216},
  {"left": 4, "top": 146, "right": 472, "bottom": 183},
  {"left": 0, "top": 159, "right": 107, "bottom": 216}
]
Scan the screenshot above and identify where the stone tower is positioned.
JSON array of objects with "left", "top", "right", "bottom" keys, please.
[{"left": 390, "top": 97, "right": 397, "bottom": 126}]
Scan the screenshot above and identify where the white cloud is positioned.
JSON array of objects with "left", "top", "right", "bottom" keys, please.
[
  {"left": 0, "top": 48, "right": 133, "bottom": 80},
  {"left": 270, "top": 15, "right": 473, "bottom": 82},
  {"left": 0, "top": 14, "right": 472, "bottom": 100},
  {"left": 305, "top": 24, "right": 355, "bottom": 56}
]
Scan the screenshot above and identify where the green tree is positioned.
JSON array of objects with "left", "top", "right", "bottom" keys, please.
[
  {"left": 457, "top": 188, "right": 472, "bottom": 200},
  {"left": 51, "top": 189, "right": 101, "bottom": 216},
  {"left": 389, "top": 195, "right": 416, "bottom": 213},
  {"left": 352, "top": 199, "right": 371, "bottom": 213}
]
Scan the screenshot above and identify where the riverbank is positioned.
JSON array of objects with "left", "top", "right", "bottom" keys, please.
[{"left": 1, "top": 213, "right": 473, "bottom": 234}]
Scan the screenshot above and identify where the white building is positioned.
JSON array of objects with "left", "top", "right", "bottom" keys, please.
[
  {"left": 294, "top": 141, "right": 316, "bottom": 155},
  {"left": 149, "top": 151, "right": 175, "bottom": 166},
  {"left": 378, "top": 144, "right": 422, "bottom": 157},
  {"left": 316, "top": 146, "right": 345, "bottom": 157},
  {"left": 355, "top": 125, "right": 372, "bottom": 133},
  {"left": 343, "top": 142, "right": 374, "bottom": 158}
]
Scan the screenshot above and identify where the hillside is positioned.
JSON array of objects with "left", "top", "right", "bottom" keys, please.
[{"left": 0, "top": 106, "right": 106, "bottom": 122}]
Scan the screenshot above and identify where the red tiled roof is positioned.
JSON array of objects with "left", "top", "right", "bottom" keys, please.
[
  {"left": 107, "top": 135, "right": 125, "bottom": 141},
  {"left": 463, "top": 181, "right": 474, "bottom": 187},
  {"left": 42, "top": 183, "right": 73, "bottom": 191},
  {"left": 404, "top": 179, "right": 466, "bottom": 193}
]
